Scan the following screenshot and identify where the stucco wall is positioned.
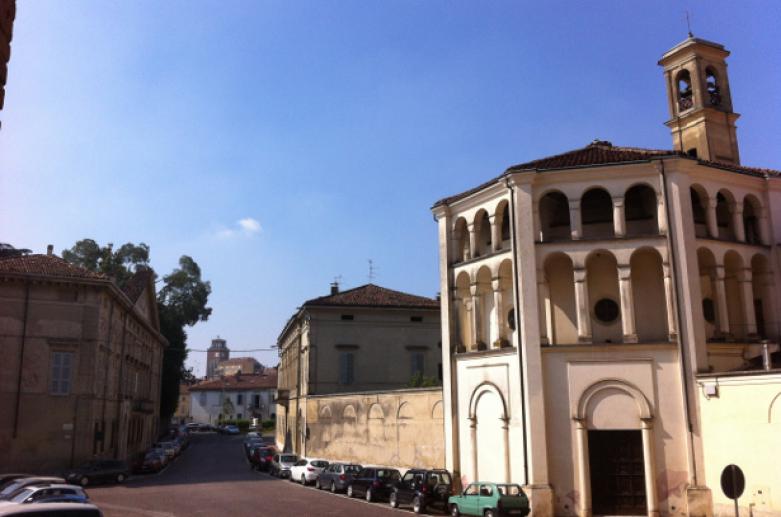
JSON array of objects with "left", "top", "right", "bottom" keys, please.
[
  {"left": 303, "top": 388, "right": 444, "bottom": 470},
  {"left": 698, "top": 373, "right": 781, "bottom": 517}
]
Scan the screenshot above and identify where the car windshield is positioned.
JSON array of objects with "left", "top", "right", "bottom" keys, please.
[
  {"left": 497, "top": 484, "right": 524, "bottom": 496},
  {"left": 0, "top": 481, "right": 23, "bottom": 497},
  {"left": 311, "top": 461, "right": 328, "bottom": 468},
  {"left": 428, "top": 472, "right": 452, "bottom": 486},
  {"left": 10, "top": 488, "right": 34, "bottom": 503},
  {"left": 345, "top": 465, "right": 361, "bottom": 473},
  {"left": 377, "top": 469, "right": 400, "bottom": 480},
  {"left": 281, "top": 455, "right": 297, "bottom": 463}
]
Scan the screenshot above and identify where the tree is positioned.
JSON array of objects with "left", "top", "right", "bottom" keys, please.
[{"left": 61, "top": 240, "right": 211, "bottom": 425}]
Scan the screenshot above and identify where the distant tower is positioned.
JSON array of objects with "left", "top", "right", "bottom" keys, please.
[
  {"left": 659, "top": 36, "right": 740, "bottom": 164},
  {"left": 206, "top": 337, "right": 229, "bottom": 378}
]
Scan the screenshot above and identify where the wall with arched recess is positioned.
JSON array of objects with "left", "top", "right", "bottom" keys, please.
[
  {"left": 698, "top": 373, "right": 781, "bottom": 515},
  {"left": 305, "top": 387, "right": 444, "bottom": 470}
]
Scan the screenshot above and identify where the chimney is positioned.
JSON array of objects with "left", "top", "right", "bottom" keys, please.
[
  {"left": 46, "top": 244, "right": 54, "bottom": 256},
  {"left": 330, "top": 281, "right": 339, "bottom": 295}
]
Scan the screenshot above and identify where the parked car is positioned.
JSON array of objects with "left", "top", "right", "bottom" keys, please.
[
  {"left": 389, "top": 468, "right": 453, "bottom": 514},
  {"left": 132, "top": 451, "right": 164, "bottom": 474},
  {"left": 346, "top": 467, "right": 401, "bottom": 502},
  {"left": 289, "top": 459, "right": 329, "bottom": 485},
  {"left": 64, "top": 460, "right": 130, "bottom": 486},
  {"left": 447, "top": 482, "right": 530, "bottom": 517},
  {"left": 249, "top": 446, "right": 276, "bottom": 471},
  {"left": 154, "top": 442, "right": 178, "bottom": 460},
  {"left": 224, "top": 425, "right": 240, "bottom": 435},
  {"left": 269, "top": 454, "right": 299, "bottom": 478},
  {"left": 0, "top": 477, "right": 33, "bottom": 493},
  {"left": 0, "top": 479, "right": 66, "bottom": 500},
  {"left": 7, "top": 484, "right": 88, "bottom": 505},
  {"left": 315, "top": 463, "right": 362, "bottom": 492},
  {"left": 0, "top": 502, "right": 103, "bottom": 516}
]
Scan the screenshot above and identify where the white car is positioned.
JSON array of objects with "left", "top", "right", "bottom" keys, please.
[
  {"left": 289, "top": 459, "right": 329, "bottom": 485},
  {"left": 6, "top": 484, "right": 88, "bottom": 504}
]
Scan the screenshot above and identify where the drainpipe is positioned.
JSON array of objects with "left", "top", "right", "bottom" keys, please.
[
  {"left": 114, "top": 312, "right": 128, "bottom": 459},
  {"left": 659, "top": 158, "right": 700, "bottom": 485},
  {"left": 505, "top": 176, "right": 530, "bottom": 484},
  {"left": 100, "top": 300, "right": 115, "bottom": 453},
  {"left": 12, "top": 280, "right": 31, "bottom": 439}
]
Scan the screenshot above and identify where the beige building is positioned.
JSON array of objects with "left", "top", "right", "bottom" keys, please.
[
  {"left": 172, "top": 383, "right": 192, "bottom": 424},
  {"left": 215, "top": 357, "right": 263, "bottom": 377},
  {"left": 433, "top": 36, "right": 781, "bottom": 517},
  {"left": 275, "top": 283, "right": 442, "bottom": 462},
  {"left": 0, "top": 251, "right": 166, "bottom": 472},
  {"left": 190, "top": 371, "right": 278, "bottom": 424}
]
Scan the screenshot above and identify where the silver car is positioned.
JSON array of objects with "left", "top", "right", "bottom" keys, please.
[
  {"left": 269, "top": 453, "right": 299, "bottom": 478},
  {"left": 6, "top": 484, "right": 88, "bottom": 504}
]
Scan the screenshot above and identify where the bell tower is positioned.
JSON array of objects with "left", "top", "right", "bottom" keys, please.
[{"left": 659, "top": 36, "right": 740, "bottom": 164}]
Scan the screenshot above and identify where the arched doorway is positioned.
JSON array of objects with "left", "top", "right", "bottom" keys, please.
[{"left": 469, "top": 384, "right": 509, "bottom": 484}]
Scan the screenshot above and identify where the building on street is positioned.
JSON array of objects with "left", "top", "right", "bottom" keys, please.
[
  {"left": 0, "top": 249, "right": 166, "bottom": 472},
  {"left": 172, "top": 383, "right": 192, "bottom": 424},
  {"left": 189, "top": 370, "right": 277, "bottom": 424},
  {"left": 205, "top": 337, "right": 230, "bottom": 379},
  {"left": 215, "top": 356, "right": 263, "bottom": 377},
  {"left": 433, "top": 36, "right": 781, "bottom": 517}
]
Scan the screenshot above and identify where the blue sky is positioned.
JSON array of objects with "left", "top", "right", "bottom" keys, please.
[{"left": 2, "top": 1, "right": 779, "bottom": 376}]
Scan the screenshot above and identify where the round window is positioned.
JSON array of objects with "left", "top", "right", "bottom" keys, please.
[
  {"left": 594, "top": 298, "right": 619, "bottom": 323},
  {"left": 507, "top": 308, "right": 516, "bottom": 331},
  {"left": 702, "top": 298, "right": 715, "bottom": 323}
]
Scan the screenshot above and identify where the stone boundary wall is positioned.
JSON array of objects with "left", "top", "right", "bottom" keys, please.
[{"left": 305, "top": 387, "right": 444, "bottom": 470}]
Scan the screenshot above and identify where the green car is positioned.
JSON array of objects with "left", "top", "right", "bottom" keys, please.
[{"left": 448, "top": 482, "right": 530, "bottom": 517}]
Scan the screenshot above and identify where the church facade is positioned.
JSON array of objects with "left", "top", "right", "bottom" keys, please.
[{"left": 433, "top": 37, "right": 780, "bottom": 517}]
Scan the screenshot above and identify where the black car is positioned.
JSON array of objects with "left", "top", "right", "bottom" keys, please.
[
  {"left": 315, "top": 463, "right": 362, "bottom": 492},
  {"left": 346, "top": 467, "right": 401, "bottom": 503},
  {"left": 64, "top": 460, "right": 130, "bottom": 486},
  {"left": 389, "top": 468, "right": 453, "bottom": 514}
]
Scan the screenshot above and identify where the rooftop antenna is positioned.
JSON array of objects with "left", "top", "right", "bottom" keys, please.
[
  {"left": 368, "top": 259, "right": 377, "bottom": 283},
  {"left": 685, "top": 11, "right": 694, "bottom": 38}
]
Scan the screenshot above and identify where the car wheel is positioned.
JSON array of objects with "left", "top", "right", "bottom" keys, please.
[
  {"left": 301, "top": 474, "right": 307, "bottom": 485},
  {"left": 347, "top": 485, "right": 354, "bottom": 498},
  {"left": 450, "top": 504, "right": 461, "bottom": 517},
  {"left": 366, "top": 488, "right": 373, "bottom": 503},
  {"left": 330, "top": 481, "right": 336, "bottom": 493},
  {"left": 79, "top": 476, "right": 89, "bottom": 487},
  {"left": 389, "top": 492, "right": 399, "bottom": 508},
  {"left": 413, "top": 495, "right": 425, "bottom": 514},
  {"left": 116, "top": 473, "right": 126, "bottom": 483},
  {"left": 484, "top": 510, "right": 496, "bottom": 517}
]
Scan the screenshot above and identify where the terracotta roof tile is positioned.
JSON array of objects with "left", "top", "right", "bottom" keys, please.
[
  {"left": 303, "top": 284, "right": 439, "bottom": 310},
  {"left": 122, "top": 268, "right": 154, "bottom": 303},
  {"left": 189, "top": 372, "right": 278, "bottom": 392},
  {"left": 0, "top": 254, "right": 108, "bottom": 280}
]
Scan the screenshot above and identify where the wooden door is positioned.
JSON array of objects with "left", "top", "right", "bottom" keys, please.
[{"left": 588, "top": 430, "right": 646, "bottom": 515}]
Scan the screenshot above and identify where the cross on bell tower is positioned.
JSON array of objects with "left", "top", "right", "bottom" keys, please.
[{"left": 659, "top": 36, "right": 740, "bottom": 164}]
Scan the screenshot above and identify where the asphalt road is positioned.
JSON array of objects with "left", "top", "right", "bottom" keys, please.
[{"left": 88, "top": 432, "right": 442, "bottom": 517}]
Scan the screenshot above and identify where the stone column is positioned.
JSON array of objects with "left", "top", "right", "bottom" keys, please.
[
  {"left": 569, "top": 199, "right": 582, "bottom": 240},
  {"left": 641, "top": 418, "right": 660, "bottom": 517},
  {"left": 533, "top": 201, "right": 542, "bottom": 242},
  {"left": 714, "top": 265, "right": 731, "bottom": 337},
  {"left": 574, "top": 267, "right": 592, "bottom": 342},
  {"left": 732, "top": 203, "right": 745, "bottom": 242},
  {"left": 662, "top": 263, "right": 678, "bottom": 341},
  {"left": 706, "top": 197, "right": 719, "bottom": 239},
  {"left": 574, "top": 418, "right": 592, "bottom": 517},
  {"left": 738, "top": 268, "right": 757, "bottom": 337},
  {"left": 489, "top": 214, "right": 501, "bottom": 252},
  {"left": 467, "top": 223, "right": 477, "bottom": 260},
  {"left": 492, "top": 277, "right": 504, "bottom": 347},
  {"left": 613, "top": 196, "right": 626, "bottom": 237},
  {"left": 537, "top": 273, "right": 550, "bottom": 345},
  {"left": 618, "top": 265, "right": 639, "bottom": 343},
  {"left": 470, "top": 282, "right": 482, "bottom": 349},
  {"left": 469, "top": 417, "right": 478, "bottom": 482},
  {"left": 656, "top": 193, "right": 668, "bottom": 235},
  {"left": 502, "top": 417, "right": 511, "bottom": 483},
  {"left": 758, "top": 213, "right": 771, "bottom": 245}
]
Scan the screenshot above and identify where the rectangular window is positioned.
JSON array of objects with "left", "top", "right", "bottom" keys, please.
[
  {"left": 253, "top": 394, "right": 261, "bottom": 408},
  {"left": 237, "top": 394, "right": 244, "bottom": 405},
  {"left": 237, "top": 413, "right": 242, "bottom": 420},
  {"left": 410, "top": 316, "right": 423, "bottom": 322},
  {"left": 339, "top": 352, "right": 354, "bottom": 385},
  {"left": 411, "top": 352, "right": 424, "bottom": 376},
  {"left": 199, "top": 392, "right": 207, "bottom": 406},
  {"left": 50, "top": 351, "right": 74, "bottom": 395},
  {"left": 340, "top": 314, "right": 354, "bottom": 321}
]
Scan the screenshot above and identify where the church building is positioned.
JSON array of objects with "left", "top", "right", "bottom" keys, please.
[{"left": 433, "top": 36, "right": 780, "bottom": 517}]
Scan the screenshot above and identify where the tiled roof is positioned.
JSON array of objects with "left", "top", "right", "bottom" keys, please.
[
  {"left": 434, "top": 141, "right": 781, "bottom": 207},
  {"left": 0, "top": 254, "right": 108, "bottom": 280},
  {"left": 303, "top": 283, "right": 440, "bottom": 310},
  {"left": 189, "top": 371, "right": 278, "bottom": 392},
  {"left": 122, "top": 268, "right": 154, "bottom": 303},
  {"left": 218, "top": 357, "right": 261, "bottom": 367}
]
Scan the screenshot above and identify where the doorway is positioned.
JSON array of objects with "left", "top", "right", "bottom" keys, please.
[{"left": 588, "top": 430, "right": 646, "bottom": 515}]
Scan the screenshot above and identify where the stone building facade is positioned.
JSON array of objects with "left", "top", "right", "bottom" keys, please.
[
  {"left": 189, "top": 371, "right": 277, "bottom": 424},
  {"left": 433, "top": 36, "right": 781, "bottom": 517},
  {"left": 275, "top": 283, "right": 442, "bottom": 465},
  {"left": 205, "top": 337, "right": 229, "bottom": 379},
  {"left": 215, "top": 357, "right": 263, "bottom": 377},
  {"left": 0, "top": 251, "right": 166, "bottom": 472}
]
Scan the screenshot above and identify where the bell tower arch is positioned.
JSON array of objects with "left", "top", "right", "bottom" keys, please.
[{"left": 659, "top": 36, "right": 740, "bottom": 164}]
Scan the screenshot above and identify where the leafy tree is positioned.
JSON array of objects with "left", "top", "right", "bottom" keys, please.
[
  {"left": 61, "top": 240, "right": 210, "bottom": 425},
  {"left": 406, "top": 372, "right": 441, "bottom": 388}
]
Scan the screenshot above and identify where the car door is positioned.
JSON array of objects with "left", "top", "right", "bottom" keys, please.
[
  {"left": 478, "top": 484, "right": 496, "bottom": 514},
  {"left": 398, "top": 471, "right": 415, "bottom": 504},
  {"left": 461, "top": 484, "right": 480, "bottom": 516},
  {"left": 354, "top": 468, "right": 371, "bottom": 496}
]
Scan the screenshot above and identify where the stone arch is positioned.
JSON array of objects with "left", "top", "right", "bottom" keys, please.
[
  {"left": 468, "top": 381, "right": 509, "bottom": 420},
  {"left": 539, "top": 190, "right": 571, "bottom": 242},
  {"left": 690, "top": 184, "right": 709, "bottom": 238},
  {"left": 581, "top": 187, "right": 614, "bottom": 239},
  {"left": 474, "top": 265, "right": 493, "bottom": 350},
  {"left": 494, "top": 199, "right": 511, "bottom": 250},
  {"left": 768, "top": 392, "right": 781, "bottom": 423},
  {"left": 677, "top": 69, "right": 694, "bottom": 111},
  {"left": 342, "top": 404, "right": 357, "bottom": 419},
  {"left": 474, "top": 209, "right": 492, "bottom": 257},
  {"left": 455, "top": 270, "right": 472, "bottom": 351},
  {"left": 468, "top": 382, "right": 509, "bottom": 483},
  {"left": 716, "top": 189, "right": 737, "bottom": 240},
  {"left": 743, "top": 194, "right": 763, "bottom": 245},
  {"left": 630, "top": 247, "right": 667, "bottom": 341},
  {"left": 543, "top": 252, "right": 577, "bottom": 344},
  {"left": 496, "top": 259, "right": 515, "bottom": 347},
  {"left": 453, "top": 217, "right": 470, "bottom": 262},
  {"left": 431, "top": 400, "right": 444, "bottom": 420},
  {"left": 624, "top": 184, "right": 659, "bottom": 236},
  {"left": 724, "top": 250, "right": 746, "bottom": 338},
  {"left": 320, "top": 405, "right": 332, "bottom": 419},
  {"left": 368, "top": 403, "right": 385, "bottom": 444},
  {"left": 575, "top": 378, "right": 653, "bottom": 422},
  {"left": 586, "top": 249, "right": 621, "bottom": 343},
  {"left": 397, "top": 401, "right": 414, "bottom": 420},
  {"left": 751, "top": 253, "right": 775, "bottom": 339},
  {"left": 397, "top": 402, "right": 416, "bottom": 466},
  {"left": 320, "top": 405, "right": 332, "bottom": 444}
]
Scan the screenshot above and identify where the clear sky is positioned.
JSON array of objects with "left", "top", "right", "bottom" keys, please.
[{"left": 2, "top": 1, "right": 779, "bottom": 376}]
